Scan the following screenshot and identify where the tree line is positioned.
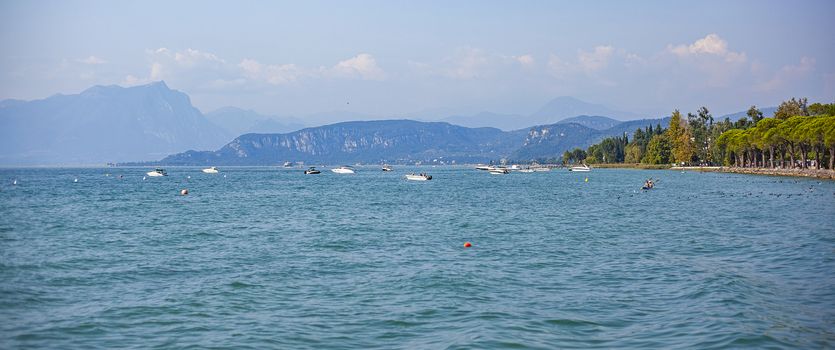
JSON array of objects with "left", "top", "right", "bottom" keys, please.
[{"left": 563, "top": 98, "right": 835, "bottom": 170}]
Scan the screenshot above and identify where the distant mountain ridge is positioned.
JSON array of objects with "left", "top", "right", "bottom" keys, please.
[
  {"left": 160, "top": 120, "right": 528, "bottom": 165},
  {"left": 0, "top": 81, "right": 228, "bottom": 165},
  {"left": 719, "top": 106, "right": 777, "bottom": 121},
  {"left": 157, "top": 116, "right": 672, "bottom": 165},
  {"left": 205, "top": 106, "right": 305, "bottom": 136},
  {"left": 3, "top": 81, "right": 769, "bottom": 165},
  {"left": 440, "top": 96, "right": 642, "bottom": 131},
  {"left": 556, "top": 115, "right": 621, "bottom": 130},
  {"left": 530, "top": 96, "right": 642, "bottom": 122}
]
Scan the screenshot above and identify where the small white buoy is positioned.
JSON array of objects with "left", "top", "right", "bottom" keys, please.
[
  {"left": 143, "top": 176, "right": 146, "bottom": 180},
  {"left": 74, "top": 178, "right": 78, "bottom": 183},
  {"left": 180, "top": 189, "right": 188, "bottom": 195},
  {"left": 223, "top": 174, "right": 227, "bottom": 178},
  {"left": 12, "top": 179, "right": 17, "bottom": 185},
  {"left": 187, "top": 176, "right": 191, "bottom": 179}
]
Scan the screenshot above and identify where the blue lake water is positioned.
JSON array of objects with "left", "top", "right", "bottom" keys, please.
[{"left": 1, "top": 166, "right": 834, "bottom": 349}]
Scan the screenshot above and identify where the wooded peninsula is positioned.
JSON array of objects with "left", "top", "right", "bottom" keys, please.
[{"left": 563, "top": 98, "right": 835, "bottom": 175}]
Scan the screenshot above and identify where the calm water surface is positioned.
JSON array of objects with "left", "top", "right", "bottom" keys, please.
[{"left": 1, "top": 167, "right": 834, "bottom": 349}]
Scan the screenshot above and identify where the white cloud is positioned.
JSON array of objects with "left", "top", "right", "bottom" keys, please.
[
  {"left": 239, "top": 58, "right": 263, "bottom": 76},
  {"left": 173, "top": 48, "right": 225, "bottom": 67},
  {"left": 149, "top": 62, "right": 165, "bottom": 80},
  {"left": 241, "top": 54, "right": 382, "bottom": 85},
  {"left": 667, "top": 33, "right": 747, "bottom": 63},
  {"left": 756, "top": 56, "right": 815, "bottom": 91},
  {"left": 443, "top": 47, "right": 489, "bottom": 79},
  {"left": 122, "top": 74, "right": 143, "bottom": 86},
  {"left": 264, "top": 64, "right": 303, "bottom": 84},
  {"left": 514, "top": 54, "right": 535, "bottom": 68},
  {"left": 262, "top": 62, "right": 303, "bottom": 85},
  {"left": 328, "top": 53, "right": 385, "bottom": 80},
  {"left": 77, "top": 56, "right": 107, "bottom": 65},
  {"left": 547, "top": 54, "right": 571, "bottom": 78},
  {"left": 547, "top": 45, "right": 622, "bottom": 84},
  {"left": 662, "top": 34, "right": 751, "bottom": 87},
  {"left": 578, "top": 45, "right": 614, "bottom": 73}
]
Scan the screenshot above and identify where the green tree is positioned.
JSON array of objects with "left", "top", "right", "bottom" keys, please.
[
  {"left": 688, "top": 107, "right": 713, "bottom": 164},
  {"left": 561, "top": 151, "right": 571, "bottom": 165},
  {"left": 775, "top": 116, "right": 810, "bottom": 167},
  {"left": 774, "top": 97, "right": 809, "bottom": 120},
  {"left": 586, "top": 144, "right": 603, "bottom": 164},
  {"left": 668, "top": 110, "right": 694, "bottom": 165},
  {"left": 747, "top": 105, "right": 764, "bottom": 125},
  {"left": 716, "top": 129, "right": 744, "bottom": 166},
  {"left": 642, "top": 134, "right": 671, "bottom": 164},
  {"left": 822, "top": 116, "right": 835, "bottom": 169},
  {"left": 754, "top": 118, "right": 782, "bottom": 168},
  {"left": 808, "top": 102, "right": 835, "bottom": 116},
  {"left": 624, "top": 143, "right": 642, "bottom": 163}
]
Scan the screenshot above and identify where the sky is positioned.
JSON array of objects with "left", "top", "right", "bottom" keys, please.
[{"left": 1, "top": 0, "right": 834, "bottom": 120}]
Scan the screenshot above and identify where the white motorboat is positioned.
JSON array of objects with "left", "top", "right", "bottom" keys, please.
[
  {"left": 569, "top": 164, "right": 591, "bottom": 172},
  {"left": 202, "top": 166, "right": 219, "bottom": 174},
  {"left": 382, "top": 165, "right": 393, "bottom": 172},
  {"left": 283, "top": 161, "right": 293, "bottom": 167},
  {"left": 533, "top": 167, "right": 551, "bottom": 172},
  {"left": 304, "top": 167, "right": 321, "bottom": 174},
  {"left": 488, "top": 167, "right": 509, "bottom": 175},
  {"left": 146, "top": 168, "right": 167, "bottom": 177},
  {"left": 517, "top": 168, "right": 535, "bottom": 173},
  {"left": 331, "top": 166, "right": 355, "bottom": 174},
  {"left": 475, "top": 164, "right": 490, "bottom": 171},
  {"left": 405, "top": 174, "right": 432, "bottom": 181}
]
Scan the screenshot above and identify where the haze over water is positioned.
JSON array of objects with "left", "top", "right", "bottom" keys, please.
[{"left": 1, "top": 167, "right": 833, "bottom": 348}]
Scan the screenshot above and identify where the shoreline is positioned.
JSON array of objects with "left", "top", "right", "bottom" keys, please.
[
  {"left": 672, "top": 166, "right": 835, "bottom": 180},
  {"left": 589, "top": 163, "right": 835, "bottom": 180}
]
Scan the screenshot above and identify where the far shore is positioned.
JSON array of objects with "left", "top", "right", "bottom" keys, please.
[{"left": 587, "top": 163, "right": 672, "bottom": 170}]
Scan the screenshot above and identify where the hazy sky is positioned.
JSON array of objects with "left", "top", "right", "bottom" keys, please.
[{"left": 1, "top": 0, "right": 833, "bottom": 119}]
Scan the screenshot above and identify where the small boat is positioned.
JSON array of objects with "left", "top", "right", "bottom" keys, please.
[
  {"left": 517, "top": 168, "right": 535, "bottom": 173},
  {"left": 331, "top": 166, "right": 355, "bottom": 174},
  {"left": 202, "top": 166, "right": 219, "bottom": 174},
  {"left": 533, "top": 167, "right": 551, "bottom": 172},
  {"left": 405, "top": 173, "right": 432, "bottom": 181},
  {"left": 489, "top": 167, "right": 509, "bottom": 175},
  {"left": 475, "top": 164, "right": 490, "bottom": 171},
  {"left": 283, "top": 161, "right": 293, "bottom": 168},
  {"left": 146, "top": 168, "right": 167, "bottom": 177},
  {"left": 304, "top": 167, "right": 321, "bottom": 174},
  {"left": 569, "top": 165, "right": 591, "bottom": 172},
  {"left": 382, "top": 165, "right": 393, "bottom": 172}
]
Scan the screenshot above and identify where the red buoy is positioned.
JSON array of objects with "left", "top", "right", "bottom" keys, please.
[{"left": 464, "top": 242, "right": 472, "bottom": 248}]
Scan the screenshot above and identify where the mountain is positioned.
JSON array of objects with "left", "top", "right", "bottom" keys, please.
[
  {"left": 529, "top": 96, "right": 641, "bottom": 123},
  {"left": 442, "top": 112, "right": 526, "bottom": 131},
  {"left": 435, "top": 97, "right": 642, "bottom": 131},
  {"left": 159, "top": 120, "right": 528, "bottom": 165},
  {"left": 157, "top": 117, "right": 673, "bottom": 165},
  {"left": 511, "top": 117, "right": 671, "bottom": 160},
  {"left": 556, "top": 115, "right": 621, "bottom": 130},
  {"left": 719, "top": 106, "right": 777, "bottom": 122},
  {"left": 0, "top": 81, "right": 229, "bottom": 165},
  {"left": 303, "top": 110, "right": 381, "bottom": 126},
  {"left": 205, "top": 106, "right": 306, "bottom": 135}
]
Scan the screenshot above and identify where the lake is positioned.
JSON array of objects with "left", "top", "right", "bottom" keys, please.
[{"left": 1, "top": 166, "right": 833, "bottom": 349}]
